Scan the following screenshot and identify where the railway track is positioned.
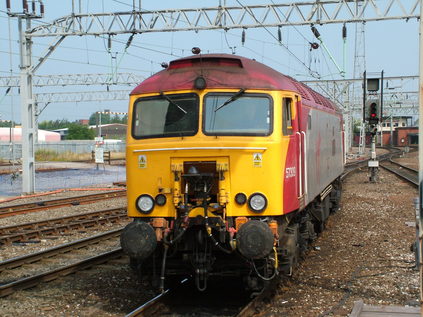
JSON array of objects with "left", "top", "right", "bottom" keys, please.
[
  {"left": 380, "top": 159, "right": 418, "bottom": 187},
  {"left": 125, "top": 277, "right": 250, "bottom": 317},
  {"left": 124, "top": 277, "right": 279, "bottom": 317},
  {"left": 0, "top": 190, "right": 126, "bottom": 218},
  {"left": 0, "top": 249, "right": 123, "bottom": 297},
  {"left": 0, "top": 147, "right": 415, "bottom": 312},
  {"left": 0, "top": 207, "right": 128, "bottom": 245},
  {"left": 125, "top": 280, "right": 188, "bottom": 317}
]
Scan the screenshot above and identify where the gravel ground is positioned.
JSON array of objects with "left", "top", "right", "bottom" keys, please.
[
  {"left": 392, "top": 149, "right": 418, "bottom": 170},
  {"left": 256, "top": 167, "right": 419, "bottom": 316},
  {"left": 0, "top": 153, "right": 420, "bottom": 316}
]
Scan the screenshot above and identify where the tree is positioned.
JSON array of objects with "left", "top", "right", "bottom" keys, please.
[
  {"left": 111, "top": 114, "right": 121, "bottom": 123},
  {"left": 353, "top": 119, "right": 363, "bottom": 133},
  {"left": 0, "top": 121, "right": 14, "bottom": 128},
  {"left": 88, "top": 112, "right": 112, "bottom": 125},
  {"left": 66, "top": 123, "right": 95, "bottom": 140},
  {"left": 88, "top": 112, "right": 97, "bottom": 125},
  {"left": 39, "top": 119, "right": 70, "bottom": 130}
]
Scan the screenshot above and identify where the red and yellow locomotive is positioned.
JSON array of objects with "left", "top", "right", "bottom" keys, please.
[{"left": 121, "top": 52, "right": 344, "bottom": 291}]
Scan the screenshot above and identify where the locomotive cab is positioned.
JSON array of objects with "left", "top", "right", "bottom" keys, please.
[{"left": 121, "top": 54, "right": 344, "bottom": 291}]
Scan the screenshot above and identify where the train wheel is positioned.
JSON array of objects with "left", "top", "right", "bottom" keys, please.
[
  {"left": 330, "top": 180, "right": 342, "bottom": 213},
  {"left": 299, "top": 213, "right": 317, "bottom": 250},
  {"left": 310, "top": 201, "right": 325, "bottom": 234},
  {"left": 278, "top": 223, "right": 300, "bottom": 275}
]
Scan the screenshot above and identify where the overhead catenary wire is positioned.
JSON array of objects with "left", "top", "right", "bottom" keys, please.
[
  {"left": 109, "top": 0, "right": 315, "bottom": 54},
  {"left": 0, "top": 35, "right": 171, "bottom": 66},
  {"left": 234, "top": 0, "right": 320, "bottom": 79},
  {"left": 0, "top": 48, "right": 152, "bottom": 74},
  {"left": 1, "top": 0, "right": 322, "bottom": 80},
  {"left": 269, "top": 0, "right": 312, "bottom": 44}
]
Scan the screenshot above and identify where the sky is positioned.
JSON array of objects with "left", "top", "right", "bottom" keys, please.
[{"left": 0, "top": 0, "right": 419, "bottom": 123}]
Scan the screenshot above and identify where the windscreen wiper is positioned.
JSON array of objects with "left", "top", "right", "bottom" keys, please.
[
  {"left": 214, "top": 88, "right": 246, "bottom": 112},
  {"left": 160, "top": 93, "right": 187, "bottom": 114}
]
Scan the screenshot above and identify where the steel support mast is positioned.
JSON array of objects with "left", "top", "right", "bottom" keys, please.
[
  {"left": 418, "top": 0, "right": 423, "bottom": 309},
  {"left": 17, "top": 14, "right": 39, "bottom": 194}
]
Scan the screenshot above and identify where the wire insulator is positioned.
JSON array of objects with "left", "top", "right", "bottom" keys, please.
[
  {"left": 311, "top": 42, "right": 319, "bottom": 50},
  {"left": 342, "top": 24, "right": 347, "bottom": 39},
  {"left": 40, "top": 1, "right": 44, "bottom": 15},
  {"left": 125, "top": 34, "right": 135, "bottom": 49},
  {"left": 107, "top": 36, "right": 112, "bottom": 51},
  {"left": 22, "top": 0, "right": 28, "bottom": 12},
  {"left": 6, "top": 0, "right": 11, "bottom": 11},
  {"left": 278, "top": 26, "right": 282, "bottom": 42},
  {"left": 191, "top": 47, "right": 201, "bottom": 54},
  {"left": 241, "top": 29, "right": 246, "bottom": 45},
  {"left": 311, "top": 26, "right": 320, "bottom": 39},
  {"left": 31, "top": 0, "right": 35, "bottom": 13}
]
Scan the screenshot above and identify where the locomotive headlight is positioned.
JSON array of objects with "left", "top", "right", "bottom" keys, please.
[
  {"left": 248, "top": 193, "right": 267, "bottom": 213},
  {"left": 136, "top": 194, "right": 155, "bottom": 214},
  {"left": 155, "top": 194, "right": 167, "bottom": 206},
  {"left": 235, "top": 193, "right": 247, "bottom": 205}
]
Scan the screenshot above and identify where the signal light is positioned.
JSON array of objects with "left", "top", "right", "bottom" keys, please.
[{"left": 366, "top": 100, "right": 380, "bottom": 124}]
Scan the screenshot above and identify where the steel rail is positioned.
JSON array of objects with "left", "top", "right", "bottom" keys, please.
[
  {"left": 379, "top": 161, "right": 418, "bottom": 187},
  {"left": 125, "top": 289, "right": 171, "bottom": 317},
  {"left": 0, "top": 190, "right": 126, "bottom": 218},
  {"left": 236, "top": 276, "right": 281, "bottom": 317},
  {"left": 125, "top": 279, "right": 189, "bottom": 317},
  {"left": 388, "top": 158, "right": 418, "bottom": 174},
  {"left": 0, "top": 207, "right": 128, "bottom": 244},
  {"left": 0, "top": 248, "right": 123, "bottom": 297},
  {"left": 0, "top": 228, "right": 122, "bottom": 272},
  {"left": 342, "top": 150, "right": 396, "bottom": 181}
]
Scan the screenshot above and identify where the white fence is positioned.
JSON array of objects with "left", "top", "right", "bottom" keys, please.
[{"left": 0, "top": 141, "right": 126, "bottom": 160}]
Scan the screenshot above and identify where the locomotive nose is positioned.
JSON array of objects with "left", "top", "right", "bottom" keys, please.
[
  {"left": 120, "top": 220, "right": 157, "bottom": 259},
  {"left": 237, "top": 220, "right": 274, "bottom": 259}
]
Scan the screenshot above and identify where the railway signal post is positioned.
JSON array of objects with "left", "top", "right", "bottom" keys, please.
[{"left": 363, "top": 72, "right": 383, "bottom": 183}]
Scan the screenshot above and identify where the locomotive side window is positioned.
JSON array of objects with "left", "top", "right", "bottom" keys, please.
[
  {"left": 203, "top": 93, "right": 272, "bottom": 136},
  {"left": 132, "top": 93, "right": 199, "bottom": 139},
  {"left": 282, "top": 98, "right": 293, "bottom": 135}
]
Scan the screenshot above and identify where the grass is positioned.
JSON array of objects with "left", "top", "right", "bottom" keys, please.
[{"left": 35, "top": 149, "right": 126, "bottom": 162}]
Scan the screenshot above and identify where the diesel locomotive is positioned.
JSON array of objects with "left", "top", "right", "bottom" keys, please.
[{"left": 121, "top": 51, "right": 344, "bottom": 291}]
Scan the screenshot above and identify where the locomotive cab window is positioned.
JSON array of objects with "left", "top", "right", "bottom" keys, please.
[
  {"left": 203, "top": 93, "right": 272, "bottom": 136},
  {"left": 282, "top": 98, "right": 293, "bottom": 135},
  {"left": 132, "top": 93, "right": 199, "bottom": 139}
]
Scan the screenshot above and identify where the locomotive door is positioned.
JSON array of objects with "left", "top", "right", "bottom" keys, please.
[
  {"left": 295, "top": 97, "right": 306, "bottom": 208},
  {"left": 283, "top": 95, "right": 303, "bottom": 212}
]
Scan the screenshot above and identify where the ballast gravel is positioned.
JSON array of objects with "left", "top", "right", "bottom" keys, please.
[{"left": 0, "top": 152, "right": 420, "bottom": 316}]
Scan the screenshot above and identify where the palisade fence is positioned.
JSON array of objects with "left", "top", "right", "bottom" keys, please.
[{"left": 0, "top": 141, "right": 126, "bottom": 160}]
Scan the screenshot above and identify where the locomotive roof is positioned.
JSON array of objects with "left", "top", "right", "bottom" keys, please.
[{"left": 131, "top": 54, "right": 341, "bottom": 113}]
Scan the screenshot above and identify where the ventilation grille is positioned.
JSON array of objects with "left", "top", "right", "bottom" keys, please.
[
  {"left": 290, "top": 80, "right": 311, "bottom": 101},
  {"left": 169, "top": 57, "right": 243, "bottom": 70}
]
